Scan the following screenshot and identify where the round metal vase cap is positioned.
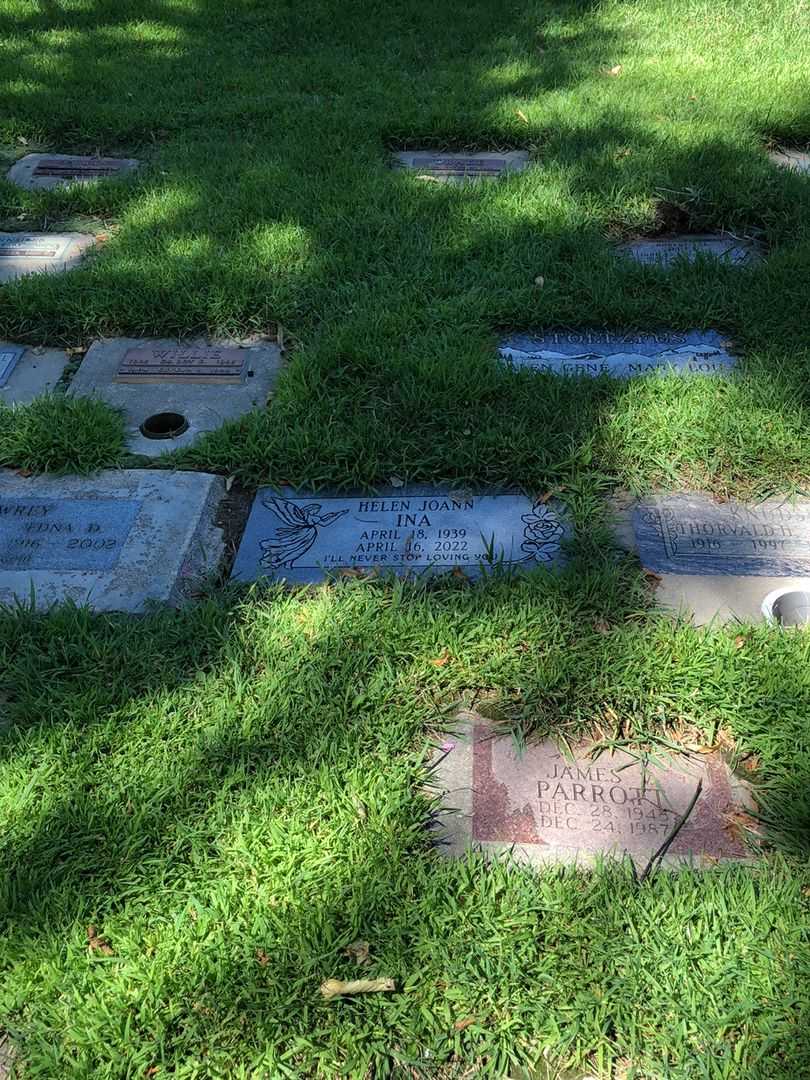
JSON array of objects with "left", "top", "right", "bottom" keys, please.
[{"left": 761, "top": 586, "right": 810, "bottom": 627}]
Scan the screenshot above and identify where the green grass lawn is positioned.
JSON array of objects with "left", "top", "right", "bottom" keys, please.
[{"left": 0, "top": 0, "right": 809, "bottom": 1076}]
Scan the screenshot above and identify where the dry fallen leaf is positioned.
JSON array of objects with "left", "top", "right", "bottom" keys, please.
[
  {"left": 351, "top": 794, "right": 368, "bottom": 821},
  {"left": 320, "top": 977, "right": 395, "bottom": 1000},
  {"left": 431, "top": 649, "right": 451, "bottom": 668},
  {"left": 742, "top": 755, "right": 760, "bottom": 773},
  {"left": 87, "top": 925, "right": 114, "bottom": 956},
  {"left": 345, "top": 940, "right": 371, "bottom": 966},
  {"left": 593, "top": 618, "right": 612, "bottom": 634},
  {"left": 516, "top": 109, "right": 529, "bottom": 124},
  {"left": 802, "top": 886, "right": 810, "bottom": 897},
  {"left": 643, "top": 569, "right": 662, "bottom": 586},
  {"left": 723, "top": 808, "right": 759, "bottom": 841},
  {"left": 453, "top": 1017, "right": 476, "bottom": 1031},
  {"left": 256, "top": 949, "right": 270, "bottom": 966},
  {"left": 606, "top": 64, "right": 623, "bottom": 76}
]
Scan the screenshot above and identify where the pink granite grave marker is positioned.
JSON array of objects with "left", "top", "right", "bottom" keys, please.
[{"left": 432, "top": 717, "right": 756, "bottom": 867}]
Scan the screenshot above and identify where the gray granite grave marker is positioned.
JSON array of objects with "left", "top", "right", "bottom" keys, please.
[
  {"left": 231, "top": 489, "right": 568, "bottom": 584},
  {"left": 499, "top": 329, "right": 736, "bottom": 378},
  {"left": 7, "top": 153, "right": 140, "bottom": 192},
  {"left": 632, "top": 494, "right": 810, "bottom": 576},
  {"left": 0, "top": 470, "right": 224, "bottom": 611},
  {"left": 0, "top": 342, "right": 69, "bottom": 404},
  {"left": 611, "top": 492, "right": 810, "bottom": 624},
  {"left": 769, "top": 149, "right": 810, "bottom": 174},
  {"left": 0, "top": 232, "right": 95, "bottom": 282},
  {"left": 393, "top": 150, "right": 528, "bottom": 182},
  {"left": 68, "top": 337, "right": 282, "bottom": 457},
  {"left": 432, "top": 716, "right": 756, "bottom": 868},
  {"left": 618, "top": 234, "right": 760, "bottom": 267}
]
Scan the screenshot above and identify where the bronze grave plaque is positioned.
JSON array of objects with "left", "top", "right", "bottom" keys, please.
[{"left": 116, "top": 346, "right": 247, "bottom": 385}]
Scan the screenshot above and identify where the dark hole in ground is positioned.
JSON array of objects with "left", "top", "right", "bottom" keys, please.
[{"left": 139, "top": 411, "right": 189, "bottom": 439}]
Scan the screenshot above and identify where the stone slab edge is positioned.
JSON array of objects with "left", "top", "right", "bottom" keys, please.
[
  {"left": 169, "top": 474, "right": 227, "bottom": 605},
  {"left": 0, "top": 469, "right": 226, "bottom": 612}
]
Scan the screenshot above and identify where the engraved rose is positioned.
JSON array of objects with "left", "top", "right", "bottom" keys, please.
[{"left": 520, "top": 502, "right": 564, "bottom": 563}]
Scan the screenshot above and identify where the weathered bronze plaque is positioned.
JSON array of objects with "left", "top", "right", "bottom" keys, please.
[
  {"left": 116, "top": 347, "right": 247, "bottom": 385},
  {"left": 32, "top": 157, "right": 127, "bottom": 179}
]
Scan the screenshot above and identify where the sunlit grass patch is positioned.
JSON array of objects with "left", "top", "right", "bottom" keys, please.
[{"left": 0, "top": 0, "right": 809, "bottom": 1074}]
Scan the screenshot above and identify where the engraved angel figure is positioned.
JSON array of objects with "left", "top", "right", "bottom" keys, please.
[
  {"left": 259, "top": 497, "right": 349, "bottom": 570},
  {"left": 520, "top": 502, "right": 564, "bottom": 563}
]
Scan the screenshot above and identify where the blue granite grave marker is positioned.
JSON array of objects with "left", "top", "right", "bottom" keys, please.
[
  {"left": 0, "top": 346, "right": 24, "bottom": 388},
  {"left": 232, "top": 489, "right": 568, "bottom": 584},
  {"left": 633, "top": 495, "right": 810, "bottom": 576},
  {"left": 0, "top": 498, "right": 141, "bottom": 571},
  {"left": 619, "top": 235, "right": 759, "bottom": 267},
  {"left": 498, "top": 330, "right": 735, "bottom": 378}
]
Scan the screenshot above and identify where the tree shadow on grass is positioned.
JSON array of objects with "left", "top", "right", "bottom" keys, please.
[
  {"left": 0, "top": 574, "right": 809, "bottom": 1075},
  {"left": 0, "top": 2, "right": 808, "bottom": 1076}
]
